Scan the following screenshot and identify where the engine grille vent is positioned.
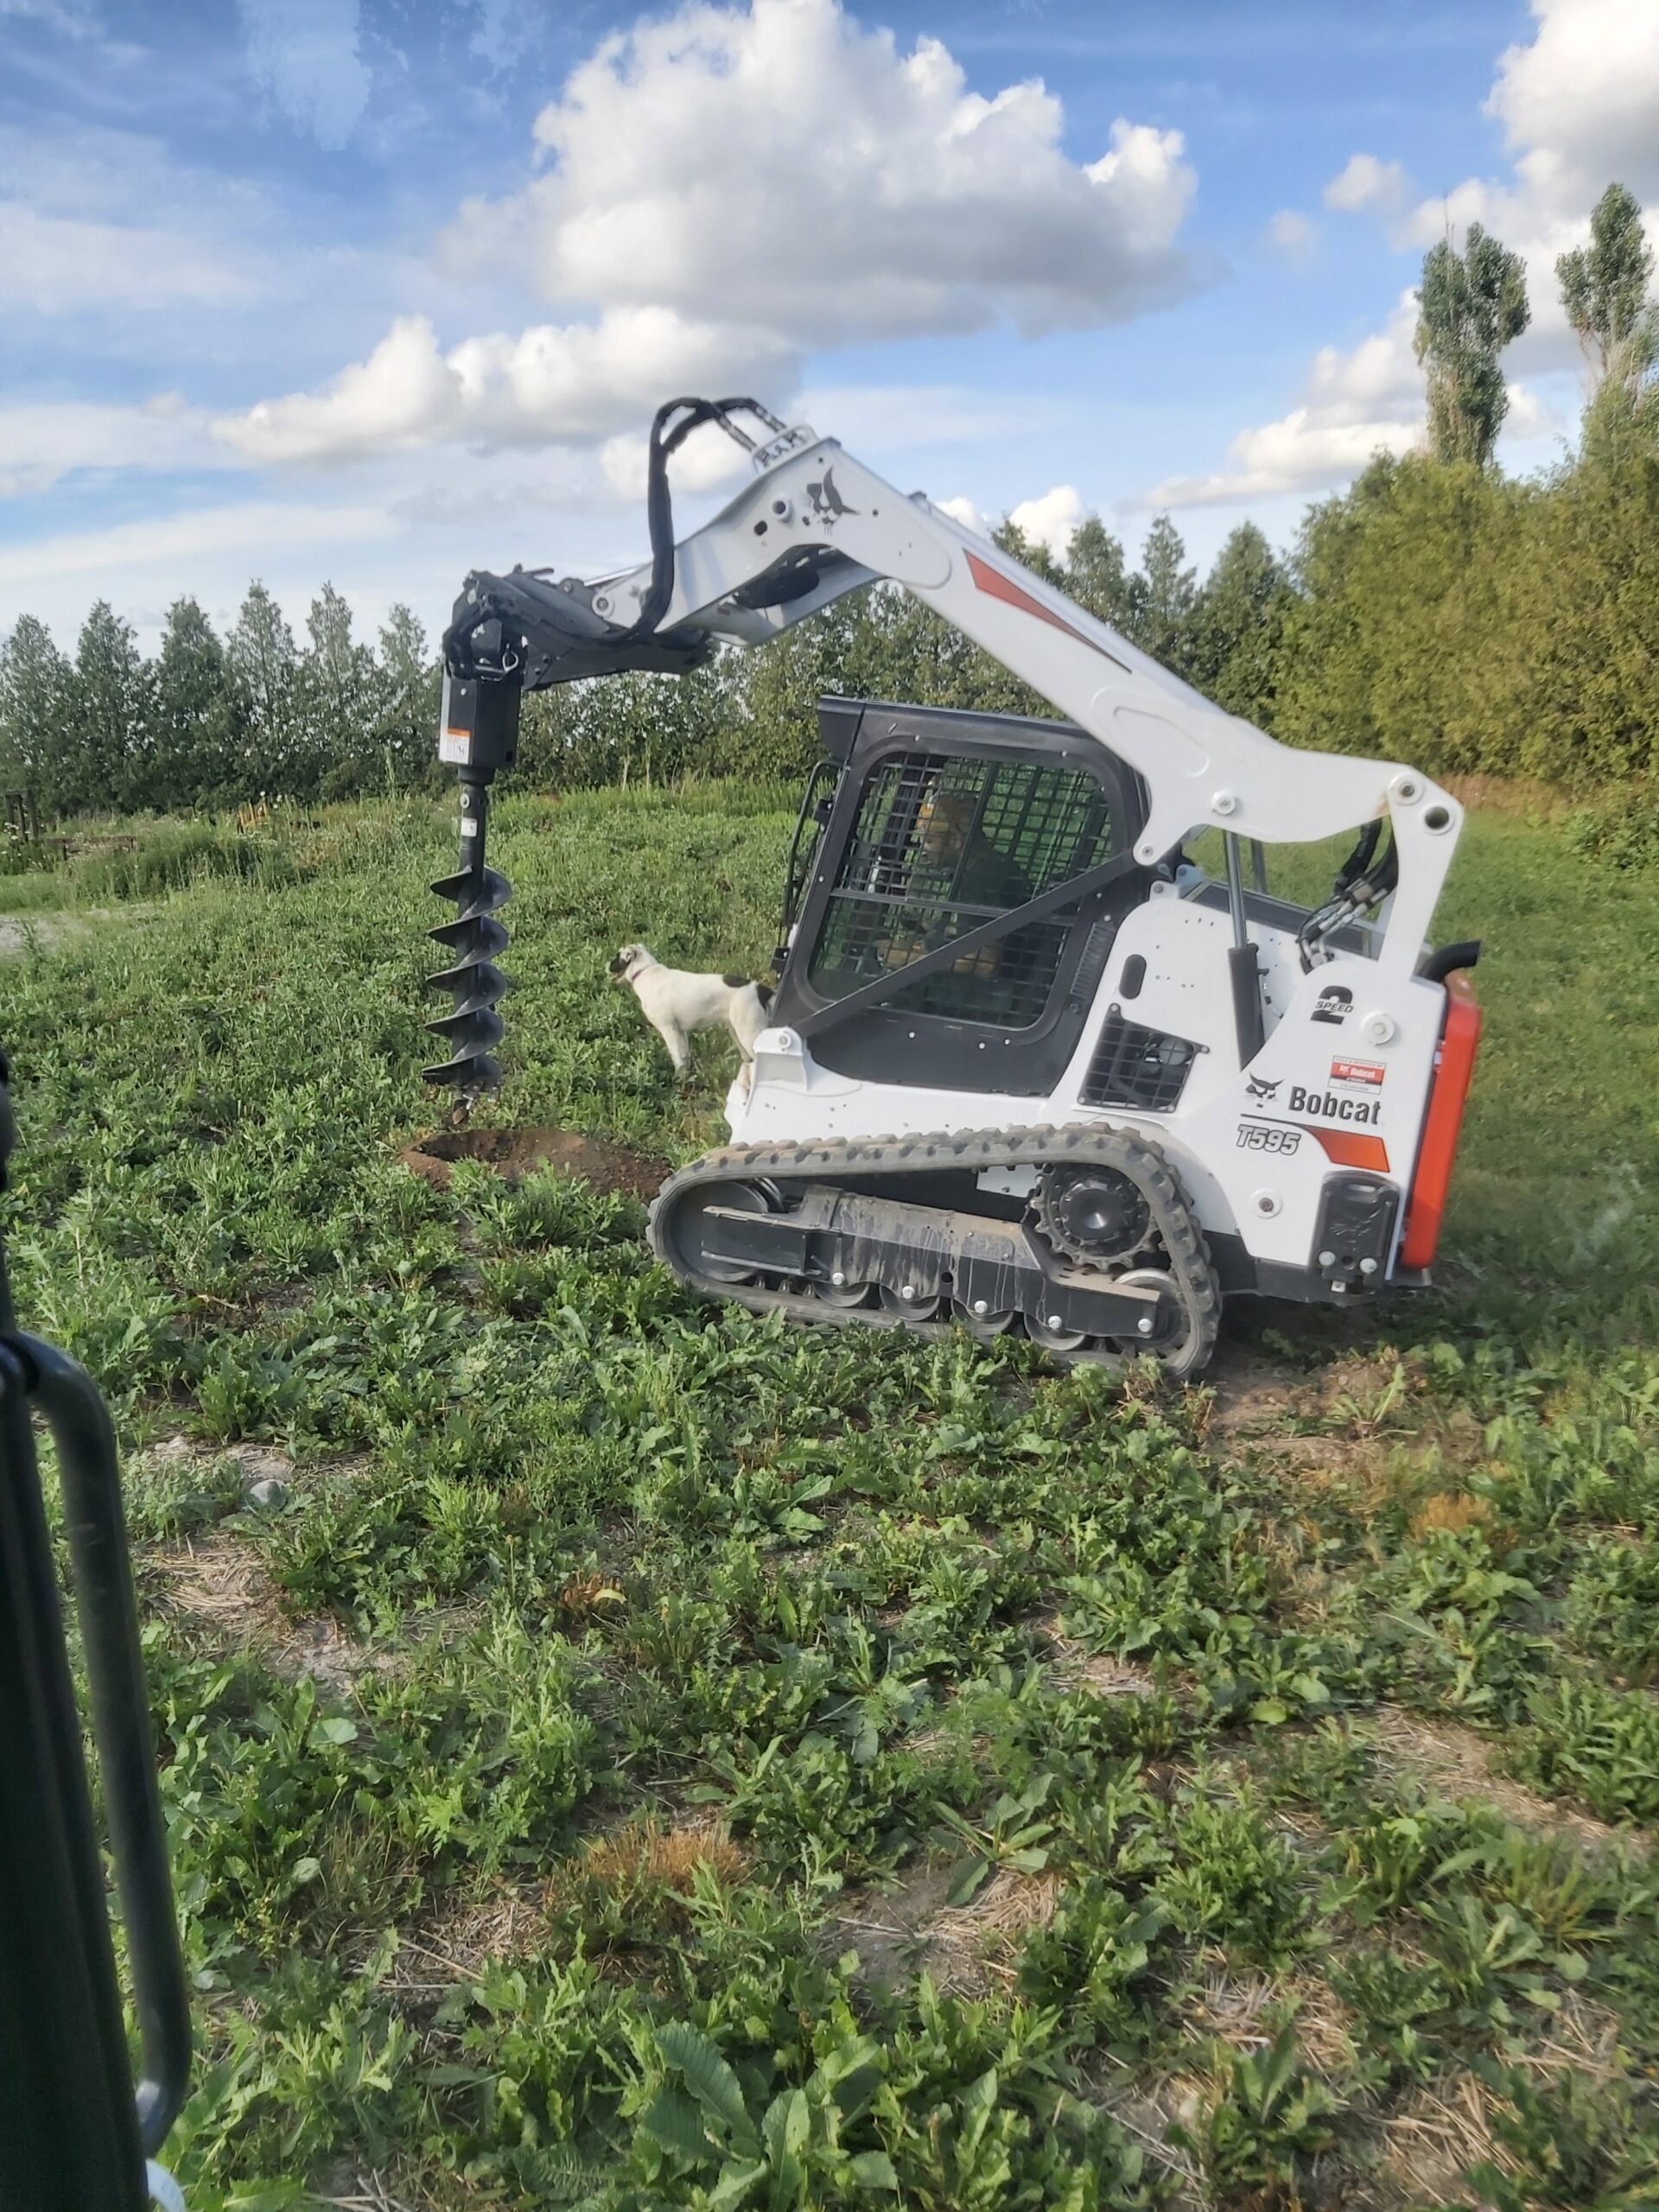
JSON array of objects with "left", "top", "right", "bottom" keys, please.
[{"left": 1079, "top": 1014, "right": 1198, "bottom": 1112}]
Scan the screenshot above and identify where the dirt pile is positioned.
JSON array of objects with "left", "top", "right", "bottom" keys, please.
[{"left": 400, "top": 1124, "right": 670, "bottom": 1201}]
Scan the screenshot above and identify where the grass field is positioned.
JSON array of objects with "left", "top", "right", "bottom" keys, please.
[{"left": 5, "top": 784, "right": 1659, "bottom": 2209}]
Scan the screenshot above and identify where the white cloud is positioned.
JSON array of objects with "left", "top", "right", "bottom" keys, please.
[
  {"left": 0, "top": 499, "right": 388, "bottom": 592},
  {"left": 1266, "top": 209, "right": 1319, "bottom": 262},
  {"left": 0, "top": 204, "right": 251, "bottom": 315},
  {"left": 1487, "top": 0, "right": 1659, "bottom": 207},
  {"left": 598, "top": 416, "right": 754, "bottom": 501},
  {"left": 218, "top": 317, "right": 461, "bottom": 465},
  {"left": 1157, "top": 0, "right": 1659, "bottom": 512},
  {"left": 446, "top": 0, "right": 1197, "bottom": 345},
  {"left": 217, "top": 308, "right": 796, "bottom": 467},
  {"left": 937, "top": 494, "right": 990, "bottom": 538},
  {"left": 0, "top": 397, "right": 226, "bottom": 498},
  {"left": 467, "top": 0, "right": 547, "bottom": 63},
  {"left": 1145, "top": 294, "right": 1424, "bottom": 507},
  {"left": 795, "top": 384, "right": 1067, "bottom": 452},
  {"left": 238, "top": 0, "right": 372, "bottom": 149},
  {"left": 1324, "top": 155, "right": 1410, "bottom": 218},
  {"left": 231, "top": 0, "right": 1198, "bottom": 474},
  {"left": 1378, "top": 5, "right": 1659, "bottom": 393},
  {"left": 1502, "top": 379, "right": 1561, "bottom": 441},
  {"left": 1008, "top": 483, "right": 1084, "bottom": 559},
  {"left": 1392, "top": 1, "right": 1659, "bottom": 339},
  {"left": 0, "top": 0, "right": 95, "bottom": 31},
  {"left": 0, "top": 122, "right": 295, "bottom": 323}
]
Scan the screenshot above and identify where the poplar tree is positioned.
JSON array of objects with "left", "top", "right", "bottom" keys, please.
[
  {"left": 227, "top": 583, "right": 299, "bottom": 795},
  {"left": 1558, "top": 182, "right": 1657, "bottom": 407},
  {"left": 1415, "top": 221, "right": 1530, "bottom": 465}
]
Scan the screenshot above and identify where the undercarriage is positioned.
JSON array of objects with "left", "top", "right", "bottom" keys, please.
[{"left": 652, "top": 1123, "right": 1222, "bottom": 1379}]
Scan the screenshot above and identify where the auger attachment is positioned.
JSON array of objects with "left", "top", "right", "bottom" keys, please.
[{"left": 424, "top": 671, "right": 521, "bottom": 1096}]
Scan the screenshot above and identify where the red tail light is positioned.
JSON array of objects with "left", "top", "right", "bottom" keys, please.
[{"left": 1400, "top": 973, "right": 1483, "bottom": 1271}]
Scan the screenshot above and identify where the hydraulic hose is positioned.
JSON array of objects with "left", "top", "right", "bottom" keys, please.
[{"left": 629, "top": 396, "right": 781, "bottom": 638}]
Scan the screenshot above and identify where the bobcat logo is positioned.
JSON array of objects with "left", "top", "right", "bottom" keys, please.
[
  {"left": 1246, "top": 1074, "right": 1282, "bottom": 1103},
  {"left": 805, "top": 467, "right": 859, "bottom": 524}
]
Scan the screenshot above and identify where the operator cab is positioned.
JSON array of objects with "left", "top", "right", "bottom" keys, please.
[{"left": 772, "top": 696, "right": 1151, "bottom": 1096}]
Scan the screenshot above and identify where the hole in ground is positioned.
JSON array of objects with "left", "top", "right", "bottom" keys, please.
[{"left": 399, "top": 1125, "right": 671, "bottom": 1202}]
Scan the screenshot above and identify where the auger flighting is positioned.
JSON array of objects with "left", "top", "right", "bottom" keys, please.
[{"left": 423, "top": 669, "right": 521, "bottom": 1096}]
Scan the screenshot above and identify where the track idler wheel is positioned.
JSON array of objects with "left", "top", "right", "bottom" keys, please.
[
  {"left": 1027, "top": 1311, "right": 1090, "bottom": 1354},
  {"left": 673, "top": 1180, "right": 779, "bottom": 1285},
  {"left": 955, "top": 1299, "right": 1014, "bottom": 1341},
  {"left": 1112, "top": 1267, "right": 1183, "bottom": 1350}
]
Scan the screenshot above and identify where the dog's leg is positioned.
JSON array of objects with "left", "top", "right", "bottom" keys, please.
[
  {"left": 730, "top": 995, "right": 764, "bottom": 1063},
  {"left": 654, "top": 1019, "right": 690, "bottom": 1076}
]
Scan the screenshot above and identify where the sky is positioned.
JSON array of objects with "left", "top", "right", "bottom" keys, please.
[{"left": 1, "top": 0, "right": 1656, "bottom": 655}]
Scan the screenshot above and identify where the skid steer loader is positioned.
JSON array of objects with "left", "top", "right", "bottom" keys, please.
[{"left": 428, "top": 398, "right": 1482, "bottom": 1378}]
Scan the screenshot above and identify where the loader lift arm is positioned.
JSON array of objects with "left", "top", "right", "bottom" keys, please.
[{"left": 429, "top": 397, "right": 1460, "bottom": 1090}]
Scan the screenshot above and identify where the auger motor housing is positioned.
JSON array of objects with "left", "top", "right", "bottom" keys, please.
[{"left": 425, "top": 671, "right": 520, "bottom": 1096}]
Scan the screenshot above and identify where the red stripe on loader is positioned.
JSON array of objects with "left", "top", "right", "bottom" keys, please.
[
  {"left": 1303, "top": 1127, "right": 1390, "bottom": 1173},
  {"left": 964, "top": 551, "right": 1130, "bottom": 670}
]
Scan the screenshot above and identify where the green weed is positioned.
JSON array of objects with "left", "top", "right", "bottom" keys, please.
[{"left": 6, "top": 788, "right": 1659, "bottom": 2205}]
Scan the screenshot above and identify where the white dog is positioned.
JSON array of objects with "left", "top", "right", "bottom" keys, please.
[{"left": 610, "top": 944, "right": 773, "bottom": 1078}]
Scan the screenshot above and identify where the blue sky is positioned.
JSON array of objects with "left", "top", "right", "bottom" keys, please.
[{"left": 2, "top": 0, "right": 1654, "bottom": 652}]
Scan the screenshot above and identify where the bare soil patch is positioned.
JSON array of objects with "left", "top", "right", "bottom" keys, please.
[
  {"left": 1370, "top": 1702, "right": 1642, "bottom": 1855},
  {"left": 832, "top": 1859, "right": 1063, "bottom": 1999},
  {"left": 152, "top": 1535, "right": 474, "bottom": 1688},
  {"left": 386, "top": 1883, "right": 554, "bottom": 1995},
  {"left": 0, "top": 913, "right": 85, "bottom": 956},
  {"left": 1369, "top": 2069, "right": 1500, "bottom": 2209},
  {"left": 1039, "top": 1608, "right": 1161, "bottom": 1700},
  {"left": 400, "top": 1124, "right": 670, "bottom": 1202},
  {"left": 831, "top": 1855, "right": 963, "bottom": 1993},
  {"left": 1184, "top": 1967, "right": 1358, "bottom": 2076},
  {"left": 1200, "top": 1347, "right": 1303, "bottom": 1447},
  {"left": 149, "top": 1430, "right": 297, "bottom": 1490},
  {"left": 147, "top": 1531, "right": 385, "bottom": 1693}
]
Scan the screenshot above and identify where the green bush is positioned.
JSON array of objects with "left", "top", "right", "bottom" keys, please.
[
  {"left": 1567, "top": 792, "right": 1659, "bottom": 868},
  {"left": 77, "top": 820, "right": 298, "bottom": 899}
]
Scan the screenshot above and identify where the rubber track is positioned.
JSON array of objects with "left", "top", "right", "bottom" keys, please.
[{"left": 650, "top": 1123, "right": 1224, "bottom": 1379}]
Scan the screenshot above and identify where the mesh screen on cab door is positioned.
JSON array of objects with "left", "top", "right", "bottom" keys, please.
[{"left": 808, "top": 752, "right": 1114, "bottom": 1027}]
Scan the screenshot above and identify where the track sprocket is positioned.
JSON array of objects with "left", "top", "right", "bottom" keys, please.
[{"left": 1030, "top": 1162, "right": 1158, "bottom": 1268}]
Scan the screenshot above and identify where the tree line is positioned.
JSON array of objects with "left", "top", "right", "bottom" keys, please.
[
  {"left": 3, "top": 183, "right": 1655, "bottom": 818},
  {"left": 0, "top": 583, "right": 440, "bottom": 817}
]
